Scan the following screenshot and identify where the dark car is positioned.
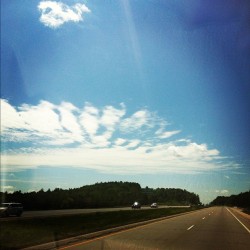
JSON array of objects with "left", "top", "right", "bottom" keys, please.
[
  {"left": 131, "top": 201, "right": 141, "bottom": 209},
  {"left": 0, "top": 203, "right": 23, "bottom": 217},
  {"left": 150, "top": 203, "right": 158, "bottom": 208}
]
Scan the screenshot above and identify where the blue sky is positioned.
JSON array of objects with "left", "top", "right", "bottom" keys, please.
[{"left": 1, "top": 0, "right": 250, "bottom": 204}]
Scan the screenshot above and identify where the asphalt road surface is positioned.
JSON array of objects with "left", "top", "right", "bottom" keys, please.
[
  {"left": 1, "top": 205, "right": 188, "bottom": 220},
  {"left": 59, "top": 207, "right": 250, "bottom": 250}
]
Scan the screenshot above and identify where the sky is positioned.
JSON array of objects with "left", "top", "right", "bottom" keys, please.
[{"left": 1, "top": 0, "right": 250, "bottom": 204}]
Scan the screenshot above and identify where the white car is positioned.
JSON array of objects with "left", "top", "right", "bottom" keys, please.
[{"left": 150, "top": 203, "right": 158, "bottom": 208}]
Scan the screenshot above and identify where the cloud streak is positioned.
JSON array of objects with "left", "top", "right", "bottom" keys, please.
[
  {"left": 1, "top": 99, "right": 238, "bottom": 174},
  {"left": 38, "top": 1, "right": 91, "bottom": 29}
]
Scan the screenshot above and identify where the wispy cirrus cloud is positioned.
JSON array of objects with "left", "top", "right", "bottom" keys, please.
[
  {"left": 38, "top": 1, "right": 91, "bottom": 29},
  {"left": 1, "top": 99, "right": 238, "bottom": 174},
  {"left": 156, "top": 129, "right": 181, "bottom": 139}
]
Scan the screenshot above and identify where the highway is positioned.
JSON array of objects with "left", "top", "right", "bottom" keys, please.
[
  {"left": 59, "top": 207, "right": 250, "bottom": 250},
  {"left": 0, "top": 205, "right": 188, "bottom": 220}
]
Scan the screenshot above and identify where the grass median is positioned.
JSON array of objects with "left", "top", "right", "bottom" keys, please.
[{"left": 0, "top": 207, "right": 199, "bottom": 249}]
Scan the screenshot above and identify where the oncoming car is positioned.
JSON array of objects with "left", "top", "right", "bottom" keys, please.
[
  {"left": 131, "top": 201, "right": 141, "bottom": 209},
  {"left": 0, "top": 203, "right": 23, "bottom": 217}
]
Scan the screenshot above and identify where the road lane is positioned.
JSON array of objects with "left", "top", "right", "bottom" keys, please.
[
  {"left": 227, "top": 207, "right": 250, "bottom": 233},
  {"left": 0, "top": 205, "right": 189, "bottom": 220},
  {"left": 171, "top": 207, "right": 250, "bottom": 249},
  {"left": 60, "top": 207, "right": 250, "bottom": 250},
  {"left": 227, "top": 208, "right": 250, "bottom": 233}
]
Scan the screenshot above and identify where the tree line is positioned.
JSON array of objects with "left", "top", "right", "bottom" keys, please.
[
  {"left": 210, "top": 190, "right": 250, "bottom": 208},
  {"left": 0, "top": 181, "right": 200, "bottom": 210}
]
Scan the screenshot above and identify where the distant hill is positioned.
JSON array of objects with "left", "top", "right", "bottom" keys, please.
[
  {"left": 210, "top": 190, "right": 250, "bottom": 208},
  {"left": 0, "top": 181, "right": 200, "bottom": 210}
]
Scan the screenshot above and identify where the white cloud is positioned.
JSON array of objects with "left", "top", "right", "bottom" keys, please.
[
  {"left": 1, "top": 99, "right": 27, "bottom": 131},
  {"left": 165, "top": 143, "right": 220, "bottom": 160},
  {"left": 57, "top": 102, "right": 83, "bottom": 142},
  {"left": 1, "top": 185, "right": 15, "bottom": 193},
  {"left": 80, "top": 104, "right": 100, "bottom": 136},
  {"left": 100, "top": 105, "right": 125, "bottom": 131},
  {"left": 90, "top": 131, "right": 113, "bottom": 148},
  {"left": 1, "top": 144, "right": 233, "bottom": 175},
  {"left": 120, "top": 110, "right": 152, "bottom": 132},
  {"left": 115, "top": 138, "right": 127, "bottom": 146},
  {"left": 156, "top": 130, "right": 181, "bottom": 139},
  {"left": 19, "top": 101, "right": 62, "bottom": 134},
  {"left": 1, "top": 98, "right": 237, "bottom": 175},
  {"left": 125, "top": 139, "right": 141, "bottom": 149},
  {"left": 38, "top": 1, "right": 91, "bottom": 29},
  {"left": 215, "top": 190, "right": 229, "bottom": 194}
]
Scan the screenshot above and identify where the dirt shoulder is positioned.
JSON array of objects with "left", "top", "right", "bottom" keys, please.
[{"left": 230, "top": 207, "right": 250, "bottom": 219}]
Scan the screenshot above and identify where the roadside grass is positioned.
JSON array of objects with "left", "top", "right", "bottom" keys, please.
[
  {"left": 242, "top": 207, "right": 250, "bottom": 215},
  {"left": 0, "top": 207, "right": 199, "bottom": 249}
]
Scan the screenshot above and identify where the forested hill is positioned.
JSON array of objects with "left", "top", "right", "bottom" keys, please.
[
  {"left": 0, "top": 182, "right": 200, "bottom": 210},
  {"left": 210, "top": 190, "right": 250, "bottom": 208}
]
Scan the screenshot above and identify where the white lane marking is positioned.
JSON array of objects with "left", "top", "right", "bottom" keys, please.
[
  {"left": 187, "top": 225, "right": 195, "bottom": 230},
  {"left": 226, "top": 208, "right": 250, "bottom": 234},
  {"left": 202, "top": 217, "right": 205, "bottom": 220}
]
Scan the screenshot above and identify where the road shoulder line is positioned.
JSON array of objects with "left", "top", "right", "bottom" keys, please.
[{"left": 226, "top": 207, "right": 250, "bottom": 234}]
